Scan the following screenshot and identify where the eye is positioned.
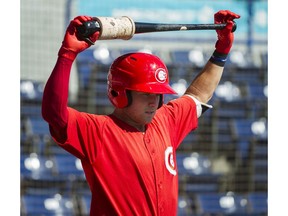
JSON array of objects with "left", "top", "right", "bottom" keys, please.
[{"left": 138, "top": 92, "right": 150, "bottom": 96}]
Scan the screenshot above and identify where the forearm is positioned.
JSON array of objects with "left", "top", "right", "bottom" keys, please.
[
  {"left": 185, "top": 60, "right": 223, "bottom": 103},
  {"left": 185, "top": 10, "right": 240, "bottom": 103},
  {"left": 42, "top": 57, "right": 73, "bottom": 129}
]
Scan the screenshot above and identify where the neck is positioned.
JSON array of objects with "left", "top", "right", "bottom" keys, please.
[{"left": 112, "top": 109, "right": 146, "bottom": 132}]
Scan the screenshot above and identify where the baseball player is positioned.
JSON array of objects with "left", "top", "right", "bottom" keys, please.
[{"left": 42, "top": 10, "right": 240, "bottom": 216}]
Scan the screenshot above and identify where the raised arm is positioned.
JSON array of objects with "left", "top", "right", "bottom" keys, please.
[
  {"left": 185, "top": 10, "right": 240, "bottom": 103},
  {"left": 41, "top": 16, "right": 99, "bottom": 142}
]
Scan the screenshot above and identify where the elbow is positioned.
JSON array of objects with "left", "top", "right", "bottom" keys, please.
[
  {"left": 41, "top": 105, "right": 68, "bottom": 129},
  {"left": 185, "top": 91, "right": 213, "bottom": 104},
  {"left": 41, "top": 95, "right": 68, "bottom": 129}
]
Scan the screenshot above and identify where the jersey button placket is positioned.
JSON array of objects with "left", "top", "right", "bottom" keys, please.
[
  {"left": 158, "top": 181, "right": 164, "bottom": 214},
  {"left": 144, "top": 133, "right": 160, "bottom": 213},
  {"left": 158, "top": 181, "right": 163, "bottom": 190},
  {"left": 145, "top": 137, "right": 156, "bottom": 156}
]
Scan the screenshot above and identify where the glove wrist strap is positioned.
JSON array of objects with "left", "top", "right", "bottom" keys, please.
[
  {"left": 209, "top": 50, "right": 228, "bottom": 67},
  {"left": 58, "top": 46, "right": 77, "bottom": 61}
]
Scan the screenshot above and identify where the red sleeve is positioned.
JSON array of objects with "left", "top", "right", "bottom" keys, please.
[
  {"left": 41, "top": 57, "right": 73, "bottom": 134},
  {"left": 155, "top": 95, "right": 198, "bottom": 149}
]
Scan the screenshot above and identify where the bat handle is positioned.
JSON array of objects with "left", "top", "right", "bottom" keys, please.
[{"left": 216, "top": 21, "right": 237, "bottom": 32}]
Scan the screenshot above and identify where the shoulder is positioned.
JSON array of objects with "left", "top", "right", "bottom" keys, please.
[{"left": 67, "top": 107, "right": 110, "bottom": 125}]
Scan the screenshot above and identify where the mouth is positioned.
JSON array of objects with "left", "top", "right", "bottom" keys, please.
[{"left": 145, "top": 110, "right": 155, "bottom": 115}]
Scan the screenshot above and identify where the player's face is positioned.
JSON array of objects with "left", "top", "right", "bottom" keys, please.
[{"left": 121, "top": 91, "right": 160, "bottom": 130}]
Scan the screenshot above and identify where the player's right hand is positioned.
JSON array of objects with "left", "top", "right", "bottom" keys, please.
[
  {"left": 58, "top": 16, "right": 100, "bottom": 61},
  {"left": 214, "top": 10, "right": 240, "bottom": 54}
]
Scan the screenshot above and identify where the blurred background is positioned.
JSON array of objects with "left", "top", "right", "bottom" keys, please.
[{"left": 20, "top": 0, "right": 268, "bottom": 215}]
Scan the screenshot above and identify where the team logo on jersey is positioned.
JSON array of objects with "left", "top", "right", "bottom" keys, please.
[
  {"left": 165, "top": 146, "right": 177, "bottom": 176},
  {"left": 155, "top": 68, "right": 167, "bottom": 83}
]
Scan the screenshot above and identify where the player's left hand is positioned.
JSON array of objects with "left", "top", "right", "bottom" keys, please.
[
  {"left": 214, "top": 10, "right": 240, "bottom": 54},
  {"left": 58, "top": 16, "right": 100, "bottom": 61}
]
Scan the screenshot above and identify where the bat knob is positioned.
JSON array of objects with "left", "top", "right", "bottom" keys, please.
[
  {"left": 76, "top": 20, "right": 101, "bottom": 45},
  {"left": 232, "top": 21, "right": 237, "bottom": 32}
]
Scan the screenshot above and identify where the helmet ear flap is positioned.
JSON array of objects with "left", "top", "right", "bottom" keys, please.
[{"left": 108, "top": 85, "right": 129, "bottom": 108}]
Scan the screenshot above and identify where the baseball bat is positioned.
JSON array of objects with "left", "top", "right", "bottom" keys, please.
[{"left": 76, "top": 16, "right": 237, "bottom": 44}]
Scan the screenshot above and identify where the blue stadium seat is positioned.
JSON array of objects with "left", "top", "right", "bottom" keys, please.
[
  {"left": 247, "top": 83, "right": 267, "bottom": 101},
  {"left": 195, "top": 192, "right": 249, "bottom": 215},
  {"left": 232, "top": 119, "right": 255, "bottom": 141},
  {"left": 21, "top": 104, "right": 42, "bottom": 118},
  {"left": 226, "top": 50, "right": 250, "bottom": 68},
  {"left": 230, "top": 118, "right": 252, "bottom": 163},
  {"left": 170, "top": 50, "right": 190, "bottom": 64},
  {"left": 177, "top": 152, "right": 221, "bottom": 194},
  {"left": 214, "top": 119, "right": 234, "bottom": 153},
  {"left": 170, "top": 49, "right": 205, "bottom": 68},
  {"left": 177, "top": 195, "right": 193, "bottom": 216},
  {"left": 250, "top": 143, "right": 268, "bottom": 191},
  {"left": 28, "top": 117, "right": 50, "bottom": 137},
  {"left": 21, "top": 192, "right": 76, "bottom": 215},
  {"left": 212, "top": 99, "right": 249, "bottom": 120},
  {"left": 214, "top": 81, "right": 246, "bottom": 102},
  {"left": 232, "top": 118, "right": 267, "bottom": 191},
  {"left": 76, "top": 48, "right": 97, "bottom": 64},
  {"left": 247, "top": 192, "right": 267, "bottom": 214},
  {"left": 21, "top": 153, "right": 65, "bottom": 194},
  {"left": 178, "top": 132, "right": 198, "bottom": 151},
  {"left": 231, "top": 72, "right": 261, "bottom": 85},
  {"left": 185, "top": 183, "right": 219, "bottom": 194},
  {"left": 21, "top": 80, "right": 44, "bottom": 102},
  {"left": 94, "top": 83, "right": 108, "bottom": 94},
  {"left": 78, "top": 192, "right": 91, "bottom": 216},
  {"left": 21, "top": 153, "right": 56, "bottom": 181},
  {"left": 76, "top": 47, "right": 117, "bottom": 89},
  {"left": 232, "top": 118, "right": 267, "bottom": 164},
  {"left": 21, "top": 117, "right": 51, "bottom": 154},
  {"left": 77, "top": 64, "right": 93, "bottom": 89},
  {"left": 53, "top": 154, "right": 86, "bottom": 181},
  {"left": 252, "top": 159, "right": 267, "bottom": 182},
  {"left": 253, "top": 145, "right": 267, "bottom": 159},
  {"left": 76, "top": 48, "right": 98, "bottom": 90},
  {"left": 177, "top": 152, "right": 213, "bottom": 176},
  {"left": 232, "top": 118, "right": 267, "bottom": 142},
  {"left": 247, "top": 83, "right": 268, "bottom": 118}
]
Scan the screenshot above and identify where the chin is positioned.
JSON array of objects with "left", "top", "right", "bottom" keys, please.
[{"left": 145, "top": 118, "right": 154, "bottom": 124}]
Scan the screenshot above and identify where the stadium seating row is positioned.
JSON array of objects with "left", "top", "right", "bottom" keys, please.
[{"left": 21, "top": 188, "right": 267, "bottom": 216}]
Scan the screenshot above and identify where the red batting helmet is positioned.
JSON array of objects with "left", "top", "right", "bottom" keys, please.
[{"left": 107, "top": 52, "right": 176, "bottom": 108}]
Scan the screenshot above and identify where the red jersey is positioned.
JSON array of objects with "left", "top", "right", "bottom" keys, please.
[{"left": 52, "top": 95, "right": 198, "bottom": 216}]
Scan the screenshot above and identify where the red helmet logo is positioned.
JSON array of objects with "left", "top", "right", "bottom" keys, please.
[{"left": 155, "top": 68, "right": 167, "bottom": 83}]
